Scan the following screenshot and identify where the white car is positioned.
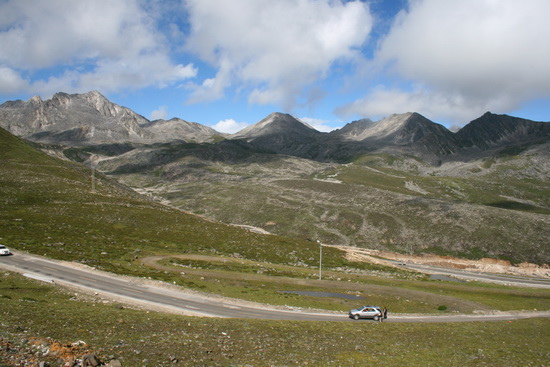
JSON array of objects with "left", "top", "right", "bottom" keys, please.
[
  {"left": 349, "top": 306, "right": 383, "bottom": 320},
  {"left": 0, "top": 245, "right": 11, "bottom": 256}
]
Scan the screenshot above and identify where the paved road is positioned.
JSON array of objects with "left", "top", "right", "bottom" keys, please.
[
  {"left": 397, "top": 262, "right": 550, "bottom": 289},
  {"left": 1, "top": 251, "right": 549, "bottom": 323}
]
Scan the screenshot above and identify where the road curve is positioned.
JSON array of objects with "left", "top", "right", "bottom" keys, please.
[{"left": 1, "top": 251, "right": 549, "bottom": 323}]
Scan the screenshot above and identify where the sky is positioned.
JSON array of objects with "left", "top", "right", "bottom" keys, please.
[{"left": 1, "top": 0, "right": 549, "bottom": 133}]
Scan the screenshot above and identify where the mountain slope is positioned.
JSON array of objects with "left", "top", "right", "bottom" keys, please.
[
  {"left": 2, "top": 92, "right": 549, "bottom": 163},
  {"left": 144, "top": 118, "right": 225, "bottom": 143},
  {"left": 0, "top": 91, "right": 223, "bottom": 145},
  {"left": 0, "top": 91, "right": 151, "bottom": 144},
  {"left": 456, "top": 112, "right": 550, "bottom": 150},
  {"left": 229, "top": 112, "right": 323, "bottom": 157},
  {"left": 330, "top": 112, "right": 459, "bottom": 157},
  {"left": 1, "top": 92, "right": 548, "bottom": 265},
  {"left": 0, "top": 126, "right": 323, "bottom": 269}
]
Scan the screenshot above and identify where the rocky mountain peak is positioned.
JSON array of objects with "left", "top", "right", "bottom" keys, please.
[
  {"left": 331, "top": 118, "right": 374, "bottom": 138},
  {"left": 333, "top": 112, "right": 434, "bottom": 142},
  {"left": 29, "top": 95, "right": 43, "bottom": 105},
  {"left": 1, "top": 91, "right": 548, "bottom": 162},
  {"left": 0, "top": 92, "right": 226, "bottom": 145},
  {"left": 231, "top": 112, "right": 318, "bottom": 140},
  {"left": 145, "top": 117, "right": 225, "bottom": 143},
  {"left": 456, "top": 112, "right": 550, "bottom": 150}
]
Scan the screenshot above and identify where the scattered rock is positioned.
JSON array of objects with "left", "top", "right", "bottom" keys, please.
[
  {"left": 82, "top": 353, "right": 101, "bottom": 366},
  {"left": 105, "top": 359, "right": 123, "bottom": 367}
]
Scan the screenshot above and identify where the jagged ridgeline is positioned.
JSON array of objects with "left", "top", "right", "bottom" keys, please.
[{"left": 1, "top": 92, "right": 549, "bottom": 265}]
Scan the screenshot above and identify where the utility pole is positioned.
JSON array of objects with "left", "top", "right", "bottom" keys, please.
[
  {"left": 319, "top": 243, "right": 323, "bottom": 280},
  {"left": 90, "top": 155, "right": 98, "bottom": 193},
  {"left": 91, "top": 165, "right": 96, "bottom": 193}
]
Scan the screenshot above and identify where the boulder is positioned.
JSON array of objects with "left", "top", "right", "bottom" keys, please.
[{"left": 82, "top": 353, "right": 101, "bottom": 366}]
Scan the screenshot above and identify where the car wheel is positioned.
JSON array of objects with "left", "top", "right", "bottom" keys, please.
[
  {"left": 353, "top": 314, "right": 359, "bottom": 320},
  {"left": 373, "top": 316, "right": 379, "bottom": 321}
]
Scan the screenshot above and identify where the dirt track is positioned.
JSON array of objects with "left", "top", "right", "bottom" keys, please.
[{"left": 332, "top": 245, "right": 550, "bottom": 278}]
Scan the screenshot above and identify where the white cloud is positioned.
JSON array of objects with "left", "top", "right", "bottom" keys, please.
[
  {"left": 0, "top": 67, "right": 28, "bottom": 93},
  {"left": 299, "top": 117, "right": 339, "bottom": 132},
  {"left": 150, "top": 106, "right": 168, "bottom": 121},
  {"left": 211, "top": 119, "right": 250, "bottom": 134},
  {"left": 337, "top": 84, "right": 498, "bottom": 123},
  {"left": 342, "top": 0, "right": 550, "bottom": 124},
  {"left": 184, "top": 0, "right": 372, "bottom": 109},
  {"left": 0, "top": 0, "right": 197, "bottom": 96}
]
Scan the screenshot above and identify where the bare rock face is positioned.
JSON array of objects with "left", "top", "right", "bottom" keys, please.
[
  {"left": 330, "top": 112, "right": 459, "bottom": 157},
  {"left": 0, "top": 91, "right": 548, "bottom": 163},
  {"left": 144, "top": 118, "right": 225, "bottom": 143},
  {"left": 0, "top": 91, "right": 222, "bottom": 145},
  {"left": 0, "top": 91, "right": 150, "bottom": 144}
]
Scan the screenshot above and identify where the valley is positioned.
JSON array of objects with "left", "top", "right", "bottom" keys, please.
[{"left": 0, "top": 91, "right": 549, "bottom": 366}]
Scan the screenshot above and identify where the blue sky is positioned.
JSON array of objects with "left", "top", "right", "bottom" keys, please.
[{"left": 1, "top": 0, "right": 549, "bottom": 133}]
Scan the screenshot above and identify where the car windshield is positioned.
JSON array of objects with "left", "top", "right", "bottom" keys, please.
[{"left": 0, "top": 245, "right": 6, "bottom": 249}]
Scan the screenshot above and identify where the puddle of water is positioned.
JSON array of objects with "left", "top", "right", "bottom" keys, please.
[{"left": 278, "top": 291, "right": 365, "bottom": 300}]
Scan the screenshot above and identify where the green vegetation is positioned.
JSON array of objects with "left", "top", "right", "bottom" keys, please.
[
  {"left": 106, "top": 146, "right": 549, "bottom": 264},
  {"left": 1, "top": 271, "right": 549, "bottom": 366},
  {"left": 1, "top": 127, "right": 550, "bottom": 365},
  {"left": 146, "top": 254, "right": 550, "bottom": 313}
]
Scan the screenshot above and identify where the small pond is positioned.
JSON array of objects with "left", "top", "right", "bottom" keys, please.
[{"left": 277, "top": 291, "right": 365, "bottom": 300}]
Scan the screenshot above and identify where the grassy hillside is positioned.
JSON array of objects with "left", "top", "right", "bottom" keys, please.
[
  {"left": 1, "top": 128, "right": 550, "bottom": 366},
  {"left": 1, "top": 271, "right": 549, "bottom": 366},
  {"left": 0, "top": 127, "right": 345, "bottom": 272},
  {"left": 96, "top": 141, "right": 550, "bottom": 265}
]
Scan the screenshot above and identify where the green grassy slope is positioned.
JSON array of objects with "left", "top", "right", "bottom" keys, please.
[
  {"left": 1, "top": 271, "right": 549, "bottom": 367},
  {"left": 0, "top": 127, "right": 344, "bottom": 272},
  {"left": 1, "top": 128, "right": 549, "bottom": 366},
  {"left": 3, "top": 127, "right": 548, "bottom": 313}
]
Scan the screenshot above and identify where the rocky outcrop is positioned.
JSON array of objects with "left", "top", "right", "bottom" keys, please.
[
  {"left": 0, "top": 91, "right": 222, "bottom": 145},
  {"left": 0, "top": 336, "right": 123, "bottom": 367}
]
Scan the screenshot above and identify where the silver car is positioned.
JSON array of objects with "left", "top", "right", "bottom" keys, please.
[{"left": 349, "top": 306, "right": 382, "bottom": 320}]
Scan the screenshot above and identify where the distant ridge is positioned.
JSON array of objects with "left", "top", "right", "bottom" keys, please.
[
  {"left": 1, "top": 91, "right": 548, "bottom": 162},
  {"left": 0, "top": 91, "right": 223, "bottom": 145},
  {"left": 455, "top": 112, "right": 550, "bottom": 150},
  {"left": 229, "top": 112, "right": 323, "bottom": 156}
]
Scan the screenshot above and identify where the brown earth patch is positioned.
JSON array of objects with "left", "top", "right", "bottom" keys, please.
[{"left": 332, "top": 245, "right": 550, "bottom": 278}]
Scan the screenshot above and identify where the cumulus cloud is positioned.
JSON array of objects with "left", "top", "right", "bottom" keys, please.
[
  {"left": 0, "top": 0, "right": 196, "bottom": 96},
  {"left": 299, "top": 117, "right": 339, "bottom": 132},
  {"left": 150, "top": 106, "right": 168, "bottom": 121},
  {"left": 341, "top": 0, "right": 550, "bottom": 124},
  {"left": 0, "top": 67, "right": 28, "bottom": 93},
  {"left": 211, "top": 118, "right": 250, "bottom": 134},
  {"left": 336, "top": 84, "right": 504, "bottom": 123},
  {"left": 184, "top": 0, "right": 372, "bottom": 109}
]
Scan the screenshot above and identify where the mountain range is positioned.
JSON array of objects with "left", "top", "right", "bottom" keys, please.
[
  {"left": 0, "top": 91, "right": 223, "bottom": 146},
  {"left": 1, "top": 91, "right": 548, "bottom": 163},
  {"left": 1, "top": 91, "right": 549, "bottom": 265}
]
